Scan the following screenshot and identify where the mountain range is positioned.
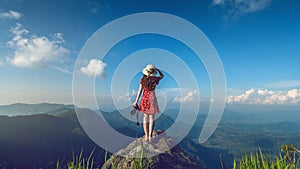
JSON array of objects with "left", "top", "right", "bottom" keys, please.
[
  {"left": 0, "top": 103, "right": 74, "bottom": 116},
  {"left": 0, "top": 103, "right": 299, "bottom": 168}
]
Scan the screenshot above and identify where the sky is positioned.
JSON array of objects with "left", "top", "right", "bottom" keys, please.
[{"left": 0, "top": 0, "right": 300, "bottom": 109}]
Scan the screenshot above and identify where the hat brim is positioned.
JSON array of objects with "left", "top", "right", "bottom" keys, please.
[{"left": 142, "top": 68, "right": 157, "bottom": 76}]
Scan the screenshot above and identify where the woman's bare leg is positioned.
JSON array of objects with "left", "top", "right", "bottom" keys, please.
[
  {"left": 148, "top": 114, "right": 155, "bottom": 142},
  {"left": 143, "top": 114, "right": 149, "bottom": 141}
]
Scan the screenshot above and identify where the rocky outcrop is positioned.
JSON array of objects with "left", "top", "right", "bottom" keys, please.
[{"left": 101, "top": 130, "right": 203, "bottom": 169}]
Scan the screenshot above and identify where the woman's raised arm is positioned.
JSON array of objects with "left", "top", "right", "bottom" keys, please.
[{"left": 156, "top": 68, "right": 164, "bottom": 79}]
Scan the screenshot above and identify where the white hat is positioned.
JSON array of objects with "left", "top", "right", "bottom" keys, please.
[{"left": 142, "top": 64, "right": 157, "bottom": 76}]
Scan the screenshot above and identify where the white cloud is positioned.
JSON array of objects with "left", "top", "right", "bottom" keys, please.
[
  {"left": 115, "top": 90, "right": 136, "bottom": 103},
  {"left": 227, "top": 88, "right": 300, "bottom": 105},
  {"left": 173, "top": 90, "right": 198, "bottom": 103},
  {"left": 88, "top": 1, "right": 109, "bottom": 14},
  {"left": 212, "top": 0, "right": 271, "bottom": 19},
  {"left": 90, "top": 2, "right": 102, "bottom": 14},
  {"left": 257, "top": 89, "right": 274, "bottom": 95},
  {"left": 80, "top": 59, "right": 107, "bottom": 78},
  {"left": 243, "top": 0, "right": 271, "bottom": 13},
  {"left": 53, "top": 33, "right": 65, "bottom": 44},
  {"left": 49, "top": 65, "right": 72, "bottom": 75},
  {"left": 212, "top": 0, "right": 225, "bottom": 5},
  {"left": 7, "top": 23, "right": 69, "bottom": 68},
  {"left": 0, "top": 10, "right": 22, "bottom": 20},
  {"left": 226, "top": 89, "right": 255, "bottom": 103},
  {"left": 0, "top": 60, "right": 3, "bottom": 66}
]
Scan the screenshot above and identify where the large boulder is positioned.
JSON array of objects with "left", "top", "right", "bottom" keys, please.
[{"left": 102, "top": 130, "right": 203, "bottom": 169}]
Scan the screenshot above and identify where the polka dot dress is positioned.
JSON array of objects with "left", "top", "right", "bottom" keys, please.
[
  {"left": 140, "top": 89, "right": 159, "bottom": 115},
  {"left": 139, "top": 76, "right": 162, "bottom": 115}
]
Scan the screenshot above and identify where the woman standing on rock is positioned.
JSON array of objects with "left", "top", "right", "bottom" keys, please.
[{"left": 133, "top": 64, "right": 164, "bottom": 142}]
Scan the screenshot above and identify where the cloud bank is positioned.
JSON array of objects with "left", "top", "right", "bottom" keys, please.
[
  {"left": 227, "top": 88, "right": 300, "bottom": 105},
  {"left": 173, "top": 90, "right": 198, "bottom": 103},
  {"left": 7, "top": 23, "right": 69, "bottom": 68}
]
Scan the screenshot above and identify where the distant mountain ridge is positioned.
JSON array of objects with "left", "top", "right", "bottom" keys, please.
[
  {"left": 0, "top": 103, "right": 228, "bottom": 169},
  {"left": 100, "top": 108, "right": 175, "bottom": 135},
  {"left": 2, "top": 102, "right": 300, "bottom": 123},
  {"left": 0, "top": 103, "right": 74, "bottom": 116},
  {"left": 0, "top": 110, "right": 240, "bottom": 169},
  {"left": 1, "top": 103, "right": 299, "bottom": 168}
]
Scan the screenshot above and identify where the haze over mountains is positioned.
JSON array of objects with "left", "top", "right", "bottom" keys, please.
[
  {"left": 0, "top": 103, "right": 74, "bottom": 116},
  {"left": 0, "top": 103, "right": 299, "bottom": 168},
  {"left": 1, "top": 102, "right": 299, "bottom": 123}
]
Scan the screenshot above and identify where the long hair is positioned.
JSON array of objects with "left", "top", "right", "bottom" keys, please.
[{"left": 141, "top": 75, "right": 158, "bottom": 91}]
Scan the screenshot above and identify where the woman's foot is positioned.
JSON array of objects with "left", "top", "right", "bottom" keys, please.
[
  {"left": 144, "top": 135, "right": 149, "bottom": 141},
  {"left": 148, "top": 136, "right": 152, "bottom": 142}
]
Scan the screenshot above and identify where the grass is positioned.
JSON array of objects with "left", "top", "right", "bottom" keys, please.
[
  {"left": 56, "top": 144, "right": 299, "bottom": 169},
  {"left": 56, "top": 143, "right": 149, "bottom": 169},
  {"left": 56, "top": 148, "right": 95, "bottom": 169},
  {"left": 233, "top": 144, "right": 300, "bottom": 169},
  {"left": 131, "top": 141, "right": 150, "bottom": 169}
]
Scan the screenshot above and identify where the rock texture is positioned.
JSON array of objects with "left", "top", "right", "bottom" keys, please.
[{"left": 101, "top": 130, "right": 203, "bottom": 169}]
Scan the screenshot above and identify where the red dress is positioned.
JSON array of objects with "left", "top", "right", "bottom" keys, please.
[{"left": 139, "top": 76, "right": 162, "bottom": 115}]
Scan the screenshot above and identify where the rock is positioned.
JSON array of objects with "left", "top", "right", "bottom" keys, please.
[{"left": 101, "top": 130, "right": 203, "bottom": 169}]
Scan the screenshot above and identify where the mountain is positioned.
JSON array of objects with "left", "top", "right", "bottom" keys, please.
[
  {"left": 236, "top": 111, "right": 300, "bottom": 123},
  {"left": 187, "top": 120, "right": 300, "bottom": 158},
  {"left": 55, "top": 107, "right": 79, "bottom": 123},
  {"left": 173, "top": 107, "right": 300, "bottom": 125},
  {"left": 0, "top": 113, "right": 104, "bottom": 168},
  {"left": 102, "top": 130, "right": 204, "bottom": 169},
  {"left": 161, "top": 108, "right": 179, "bottom": 121},
  {"left": 225, "top": 103, "right": 300, "bottom": 123},
  {"left": 1, "top": 103, "right": 299, "bottom": 168},
  {"left": 0, "top": 106, "right": 146, "bottom": 169},
  {"left": 0, "top": 103, "right": 74, "bottom": 116},
  {"left": 179, "top": 138, "right": 233, "bottom": 169},
  {"left": 99, "top": 108, "right": 236, "bottom": 168},
  {"left": 162, "top": 108, "right": 248, "bottom": 125},
  {"left": 0, "top": 103, "right": 231, "bottom": 168},
  {"left": 100, "top": 108, "right": 175, "bottom": 135},
  {"left": 2, "top": 102, "right": 299, "bottom": 123}
]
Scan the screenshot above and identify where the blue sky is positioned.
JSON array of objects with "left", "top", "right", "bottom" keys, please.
[{"left": 0, "top": 0, "right": 300, "bottom": 108}]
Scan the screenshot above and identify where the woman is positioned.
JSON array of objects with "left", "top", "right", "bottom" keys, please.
[{"left": 133, "top": 64, "right": 164, "bottom": 142}]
